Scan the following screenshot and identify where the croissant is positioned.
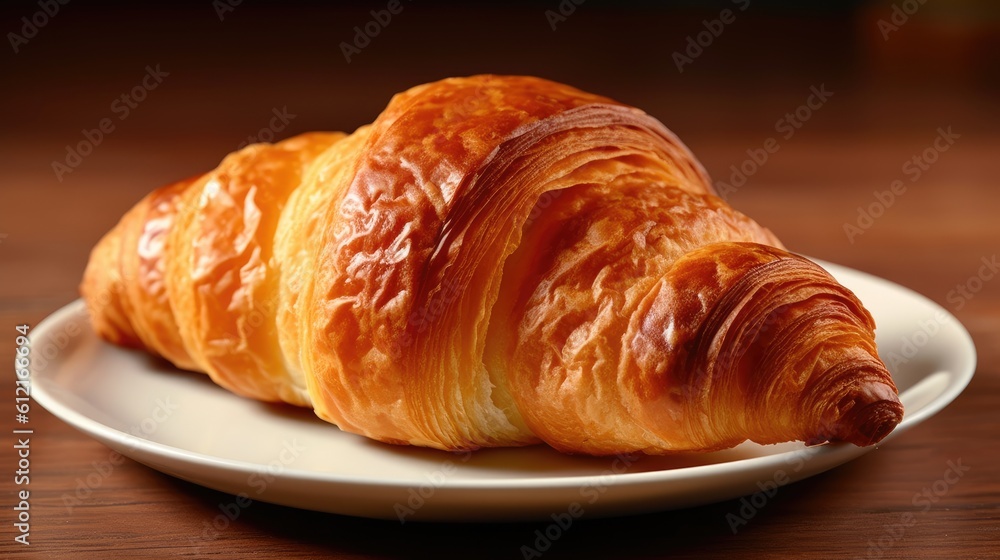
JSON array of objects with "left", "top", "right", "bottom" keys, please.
[{"left": 80, "top": 75, "right": 903, "bottom": 455}]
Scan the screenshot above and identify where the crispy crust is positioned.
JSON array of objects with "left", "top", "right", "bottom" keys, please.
[{"left": 80, "top": 75, "right": 903, "bottom": 454}]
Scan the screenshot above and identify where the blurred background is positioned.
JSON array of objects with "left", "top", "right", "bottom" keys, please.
[{"left": 2, "top": 0, "right": 998, "bottom": 316}]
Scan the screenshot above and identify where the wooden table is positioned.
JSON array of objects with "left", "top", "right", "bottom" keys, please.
[{"left": 3, "top": 3, "right": 998, "bottom": 559}]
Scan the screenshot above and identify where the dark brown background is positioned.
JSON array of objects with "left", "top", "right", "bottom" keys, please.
[{"left": 2, "top": 1, "right": 998, "bottom": 558}]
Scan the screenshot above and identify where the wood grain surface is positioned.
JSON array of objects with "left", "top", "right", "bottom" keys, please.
[{"left": 2, "top": 2, "right": 998, "bottom": 559}]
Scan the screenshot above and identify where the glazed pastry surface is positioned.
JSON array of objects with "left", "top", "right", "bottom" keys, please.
[{"left": 81, "top": 75, "right": 903, "bottom": 454}]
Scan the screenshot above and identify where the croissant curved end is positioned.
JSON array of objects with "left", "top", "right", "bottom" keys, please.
[
  {"left": 639, "top": 241, "right": 904, "bottom": 451},
  {"left": 813, "top": 380, "right": 905, "bottom": 447}
]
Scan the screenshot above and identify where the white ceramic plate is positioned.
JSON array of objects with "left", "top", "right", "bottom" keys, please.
[{"left": 30, "top": 261, "right": 976, "bottom": 522}]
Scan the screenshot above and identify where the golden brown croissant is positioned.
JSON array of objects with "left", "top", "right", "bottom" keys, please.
[{"left": 80, "top": 75, "right": 903, "bottom": 455}]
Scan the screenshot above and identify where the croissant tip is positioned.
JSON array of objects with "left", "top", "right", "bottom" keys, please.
[{"left": 816, "top": 391, "right": 905, "bottom": 447}]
